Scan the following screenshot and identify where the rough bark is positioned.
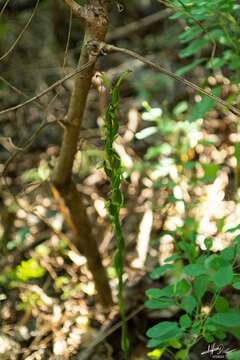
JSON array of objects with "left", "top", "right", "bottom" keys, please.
[{"left": 52, "top": 0, "right": 112, "bottom": 308}]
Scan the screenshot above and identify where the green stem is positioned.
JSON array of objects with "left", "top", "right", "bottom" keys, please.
[{"left": 102, "top": 71, "right": 130, "bottom": 357}]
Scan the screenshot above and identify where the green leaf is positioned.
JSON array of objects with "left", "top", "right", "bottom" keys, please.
[
  {"left": 147, "top": 322, "right": 182, "bottom": 347},
  {"left": 147, "top": 348, "right": 166, "bottom": 359},
  {"left": 215, "top": 296, "right": 229, "bottom": 312},
  {"left": 211, "top": 312, "right": 240, "bottom": 327},
  {"left": 227, "top": 351, "right": 240, "bottom": 360},
  {"left": 168, "top": 339, "right": 182, "bottom": 349},
  {"left": 179, "top": 26, "right": 203, "bottom": 43},
  {"left": 215, "top": 330, "right": 226, "bottom": 340},
  {"left": 184, "top": 161, "right": 196, "bottom": 170},
  {"left": 179, "top": 314, "right": 192, "bottom": 329},
  {"left": 226, "top": 224, "right": 240, "bottom": 233},
  {"left": 233, "top": 282, "right": 240, "bottom": 290},
  {"left": 179, "top": 241, "right": 197, "bottom": 262},
  {"left": 204, "top": 332, "right": 214, "bottom": 343},
  {"left": 204, "top": 254, "right": 223, "bottom": 270},
  {"left": 164, "top": 254, "right": 181, "bottom": 263},
  {"left": 176, "top": 349, "right": 188, "bottom": 360},
  {"left": 16, "top": 259, "right": 45, "bottom": 281},
  {"left": 211, "top": 265, "right": 234, "bottom": 288},
  {"left": 145, "top": 299, "right": 175, "bottom": 309},
  {"left": 193, "top": 274, "right": 209, "bottom": 301},
  {"left": 145, "top": 143, "right": 171, "bottom": 160},
  {"left": 180, "top": 295, "right": 197, "bottom": 314},
  {"left": 220, "top": 247, "right": 235, "bottom": 262},
  {"left": 192, "top": 320, "right": 201, "bottom": 335},
  {"left": 146, "top": 285, "right": 174, "bottom": 299},
  {"left": 174, "top": 279, "right": 191, "bottom": 296},
  {"left": 148, "top": 336, "right": 181, "bottom": 348},
  {"left": 188, "top": 87, "right": 221, "bottom": 122},
  {"left": 150, "top": 264, "right": 174, "bottom": 279},
  {"left": 204, "top": 323, "right": 217, "bottom": 332},
  {"left": 147, "top": 321, "right": 179, "bottom": 338},
  {"left": 204, "top": 237, "right": 213, "bottom": 251},
  {"left": 229, "top": 55, "right": 240, "bottom": 71},
  {"left": 201, "top": 163, "right": 219, "bottom": 182},
  {"left": 176, "top": 59, "right": 205, "bottom": 76},
  {"left": 207, "top": 57, "right": 226, "bottom": 69},
  {"left": 111, "top": 70, "right": 131, "bottom": 105},
  {"left": 173, "top": 101, "right": 188, "bottom": 116},
  {"left": 208, "top": 28, "right": 225, "bottom": 40},
  {"left": 184, "top": 263, "right": 206, "bottom": 276},
  {"left": 180, "top": 38, "right": 209, "bottom": 58}
]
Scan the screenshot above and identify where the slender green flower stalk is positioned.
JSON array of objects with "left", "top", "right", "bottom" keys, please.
[{"left": 102, "top": 71, "right": 130, "bottom": 357}]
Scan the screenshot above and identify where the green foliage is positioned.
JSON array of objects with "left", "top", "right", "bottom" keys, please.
[
  {"left": 147, "top": 321, "right": 182, "bottom": 347},
  {"left": 188, "top": 87, "right": 221, "bottom": 123},
  {"left": 102, "top": 71, "right": 130, "bottom": 356},
  {"left": 145, "top": 229, "right": 240, "bottom": 357},
  {"left": 140, "top": 94, "right": 240, "bottom": 354},
  {"left": 167, "top": 0, "right": 240, "bottom": 81},
  {"left": 150, "top": 264, "right": 173, "bottom": 279},
  {"left": 227, "top": 350, "right": 240, "bottom": 360},
  {"left": 16, "top": 259, "right": 45, "bottom": 282},
  {"left": 17, "top": 290, "right": 43, "bottom": 310}
]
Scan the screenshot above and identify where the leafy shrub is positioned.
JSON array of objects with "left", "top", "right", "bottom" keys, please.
[
  {"left": 167, "top": 0, "right": 240, "bottom": 81},
  {"left": 146, "top": 232, "right": 240, "bottom": 359}
]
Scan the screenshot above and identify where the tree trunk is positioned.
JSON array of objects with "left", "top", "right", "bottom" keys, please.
[{"left": 52, "top": 0, "right": 112, "bottom": 308}]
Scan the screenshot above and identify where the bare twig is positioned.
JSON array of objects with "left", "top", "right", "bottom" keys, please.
[
  {"left": 107, "top": 8, "right": 171, "bottom": 41},
  {"left": 0, "top": 59, "right": 95, "bottom": 118},
  {"left": 75, "top": 304, "right": 145, "bottom": 360},
  {"left": 0, "top": 0, "right": 41, "bottom": 12},
  {"left": 0, "top": 76, "right": 28, "bottom": 98},
  {"left": 0, "top": 0, "right": 11, "bottom": 16},
  {"left": 0, "top": 177, "right": 81, "bottom": 267},
  {"left": 0, "top": 0, "right": 40, "bottom": 62},
  {"left": 2, "top": 118, "right": 55, "bottom": 178},
  {"left": 62, "top": 5, "right": 73, "bottom": 73},
  {"left": 103, "top": 43, "right": 240, "bottom": 116}
]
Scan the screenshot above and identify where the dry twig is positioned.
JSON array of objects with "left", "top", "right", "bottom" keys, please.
[
  {"left": 103, "top": 43, "right": 240, "bottom": 116},
  {"left": 0, "top": 0, "right": 40, "bottom": 62},
  {"left": 0, "top": 59, "right": 95, "bottom": 118}
]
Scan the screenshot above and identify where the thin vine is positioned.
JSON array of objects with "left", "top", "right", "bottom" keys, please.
[{"left": 102, "top": 71, "right": 130, "bottom": 358}]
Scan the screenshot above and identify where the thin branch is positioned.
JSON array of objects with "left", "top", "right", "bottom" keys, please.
[
  {"left": 75, "top": 304, "right": 145, "bottom": 360},
  {"left": 2, "top": 118, "right": 55, "bottom": 178},
  {"left": 1, "top": 176, "right": 81, "bottom": 261},
  {"left": 0, "top": 76, "right": 28, "bottom": 97},
  {"left": 0, "top": 0, "right": 11, "bottom": 16},
  {"left": 62, "top": 6, "right": 73, "bottom": 73},
  {"left": 0, "top": 0, "right": 41, "bottom": 12},
  {"left": 103, "top": 44, "right": 240, "bottom": 117},
  {"left": 40, "top": 8, "right": 74, "bottom": 119},
  {"left": 107, "top": 8, "right": 171, "bottom": 42},
  {"left": 0, "top": 0, "right": 40, "bottom": 62},
  {"left": 0, "top": 59, "right": 95, "bottom": 118}
]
